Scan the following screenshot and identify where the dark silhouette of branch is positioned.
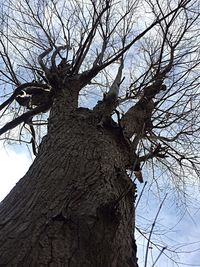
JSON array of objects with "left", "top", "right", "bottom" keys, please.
[
  {"left": 152, "top": 247, "right": 167, "bottom": 267},
  {"left": 72, "top": 1, "right": 111, "bottom": 74},
  {"left": 135, "top": 181, "right": 147, "bottom": 209},
  {"left": 0, "top": 103, "right": 51, "bottom": 136},
  {"left": 144, "top": 194, "right": 168, "bottom": 267},
  {"left": 37, "top": 47, "right": 53, "bottom": 74},
  {"left": 0, "top": 83, "right": 50, "bottom": 111}
]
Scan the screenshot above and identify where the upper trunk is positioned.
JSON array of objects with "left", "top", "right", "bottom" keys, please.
[{"left": 0, "top": 89, "right": 138, "bottom": 266}]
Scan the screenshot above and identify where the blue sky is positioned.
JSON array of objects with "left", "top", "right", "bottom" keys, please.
[{"left": 136, "top": 181, "right": 200, "bottom": 266}]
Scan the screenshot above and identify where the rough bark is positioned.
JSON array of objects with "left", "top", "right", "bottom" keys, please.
[{"left": 0, "top": 90, "right": 138, "bottom": 266}]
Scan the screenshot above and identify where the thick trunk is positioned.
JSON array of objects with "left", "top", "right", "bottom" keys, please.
[{"left": 0, "top": 106, "right": 138, "bottom": 266}]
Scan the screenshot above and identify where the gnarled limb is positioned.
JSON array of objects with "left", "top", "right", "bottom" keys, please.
[{"left": 0, "top": 83, "right": 50, "bottom": 112}]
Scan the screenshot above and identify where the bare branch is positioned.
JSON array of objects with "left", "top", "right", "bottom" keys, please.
[
  {"left": 106, "top": 57, "right": 124, "bottom": 99},
  {"left": 37, "top": 47, "right": 53, "bottom": 74},
  {"left": 0, "top": 103, "right": 51, "bottom": 136}
]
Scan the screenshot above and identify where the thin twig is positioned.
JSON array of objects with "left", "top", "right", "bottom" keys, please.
[
  {"left": 152, "top": 247, "right": 167, "bottom": 267},
  {"left": 135, "top": 181, "right": 147, "bottom": 209},
  {"left": 144, "top": 193, "right": 168, "bottom": 267}
]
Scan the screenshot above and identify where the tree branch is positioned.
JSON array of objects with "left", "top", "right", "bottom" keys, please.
[
  {"left": 0, "top": 103, "right": 51, "bottom": 136},
  {"left": 0, "top": 83, "right": 50, "bottom": 112}
]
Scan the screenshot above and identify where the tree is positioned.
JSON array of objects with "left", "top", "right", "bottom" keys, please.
[{"left": 0, "top": 0, "right": 199, "bottom": 266}]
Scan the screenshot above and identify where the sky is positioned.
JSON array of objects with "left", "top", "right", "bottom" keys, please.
[
  {"left": 0, "top": 143, "right": 32, "bottom": 201},
  {"left": 0, "top": 143, "right": 200, "bottom": 267},
  {"left": 136, "top": 180, "right": 200, "bottom": 267}
]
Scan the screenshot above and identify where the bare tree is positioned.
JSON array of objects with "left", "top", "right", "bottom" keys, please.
[{"left": 0, "top": 0, "right": 199, "bottom": 266}]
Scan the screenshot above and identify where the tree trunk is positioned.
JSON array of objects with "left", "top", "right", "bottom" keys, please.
[{"left": 0, "top": 101, "right": 138, "bottom": 266}]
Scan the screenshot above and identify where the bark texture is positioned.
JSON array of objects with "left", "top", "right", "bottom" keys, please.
[{"left": 0, "top": 95, "right": 138, "bottom": 266}]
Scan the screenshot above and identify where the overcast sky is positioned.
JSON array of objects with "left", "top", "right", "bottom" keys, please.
[
  {"left": 0, "top": 144, "right": 200, "bottom": 266},
  {"left": 0, "top": 143, "right": 32, "bottom": 201}
]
